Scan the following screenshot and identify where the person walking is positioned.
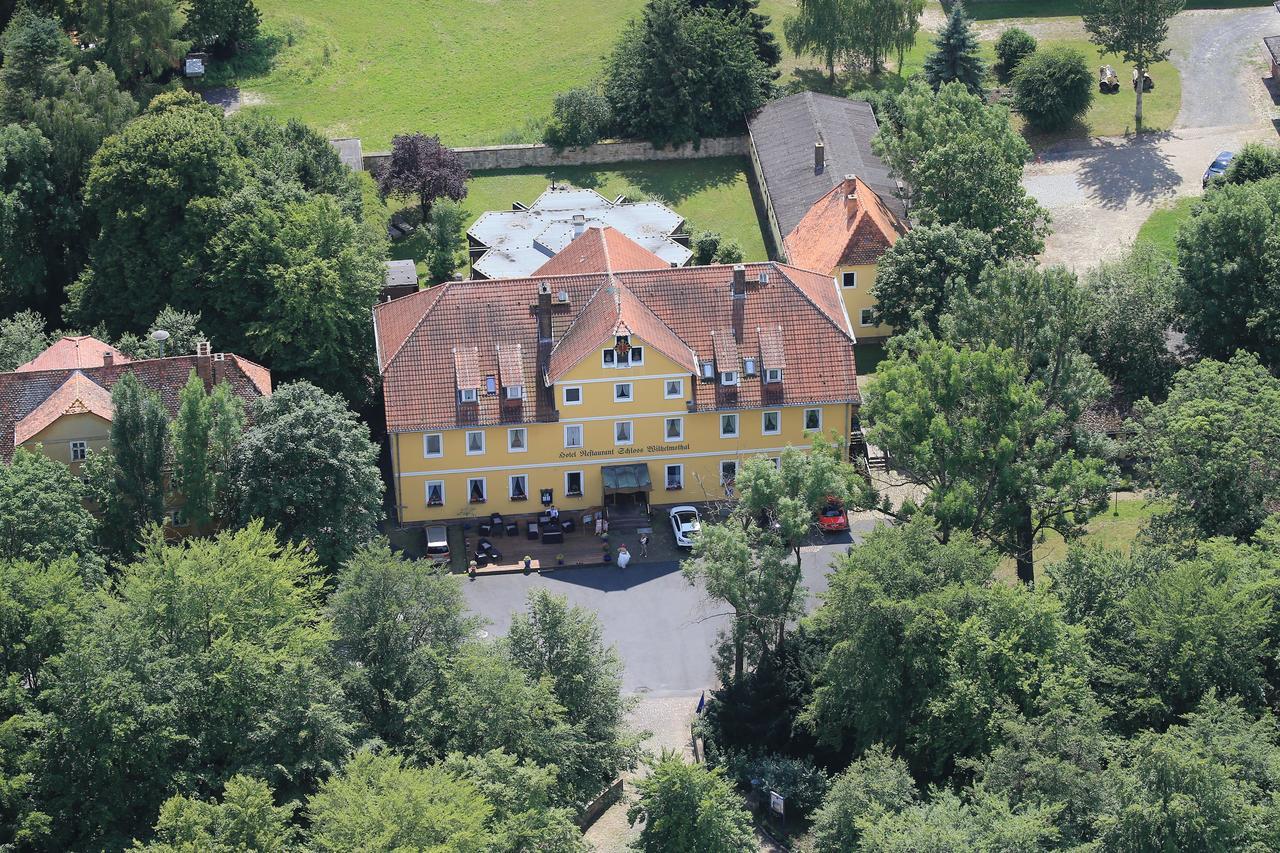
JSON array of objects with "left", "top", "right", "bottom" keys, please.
[
  {"left": 638, "top": 533, "right": 649, "bottom": 557},
  {"left": 617, "top": 544, "right": 631, "bottom": 568}
]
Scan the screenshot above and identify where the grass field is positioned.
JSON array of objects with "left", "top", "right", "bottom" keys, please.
[
  {"left": 375, "top": 157, "right": 770, "bottom": 277},
  {"left": 1136, "top": 195, "right": 1200, "bottom": 259}
]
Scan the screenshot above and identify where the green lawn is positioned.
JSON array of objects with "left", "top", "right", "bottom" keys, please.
[
  {"left": 228, "top": 0, "right": 648, "bottom": 148},
  {"left": 374, "top": 157, "right": 770, "bottom": 278},
  {"left": 1137, "top": 195, "right": 1200, "bottom": 260},
  {"left": 998, "top": 495, "right": 1165, "bottom": 581}
]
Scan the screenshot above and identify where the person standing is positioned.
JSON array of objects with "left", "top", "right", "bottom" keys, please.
[{"left": 639, "top": 533, "right": 649, "bottom": 557}]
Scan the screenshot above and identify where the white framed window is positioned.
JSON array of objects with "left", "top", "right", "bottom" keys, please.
[
  {"left": 701, "top": 362, "right": 715, "bottom": 380},
  {"left": 509, "top": 474, "right": 528, "bottom": 501},
  {"left": 564, "top": 424, "right": 584, "bottom": 448},
  {"left": 460, "top": 388, "right": 477, "bottom": 403},
  {"left": 485, "top": 375, "right": 497, "bottom": 395},
  {"left": 508, "top": 428, "right": 527, "bottom": 452},
  {"left": 614, "top": 420, "right": 633, "bottom": 445},
  {"left": 565, "top": 470, "right": 584, "bottom": 497},
  {"left": 720, "top": 370, "right": 739, "bottom": 386},
  {"left": 720, "top": 413, "right": 739, "bottom": 438},
  {"left": 467, "top": 477, "right": 487, "bottom": 504},
  {"left": 70, "top": 440, "right": 87, "bottom": 462},
  {"left": 664, "top": 378, "right": 683, "bottom": 399},
  {"left": 720, "top": 460, "right": 738, "bottom": 484},
  {"left": 505, "top": 384, "right": 524, "bottom": 400},
  {"left": 664, "top": 417, "right": 684, "bottom": 441},
  {"left": 743, "top": 357, "right": 757, "bottom": 376},
  {"left": 841, "top": 271, "right": 857, "bottom": 289},
  {"left": 860, "top": 309, "right": 875, "bottom": 326},
  {"left": 426, "top": 480, "right": 445, "bottom": 507},
  {"left": 765, "top": 368, "right": 782, "bottom": 384},
  {"left": 465, "top": 430, "right": 485, "bottom": 455},
  {"left": 563, "top": 385, "right": 582, "bottom": 406},
  {"left": 762, "top": 410, "right": 781, "bottom": 435},
  {"left": 665, "top": 464, "right": 684, "bottom": 490},
  {"left": 602, "top": 348, "right": 616, "bottom": 368},
  {"left": 769, "top": 456, "right": 781, "bottom": 469},
  {"left": 614, "top": 382, "right": 633, "bottom": 402},
  {"left": 804, "top": 408, "right": 822, "bottom": 431},
  {"left": 423, "top": 433, "right": 443, "bottom": 457},
  {"left": 628, "top": 346, "right": 644, "bottom": 366}
]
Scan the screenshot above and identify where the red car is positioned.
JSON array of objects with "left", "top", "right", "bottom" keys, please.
[{"left": 818, "top": 497, "right": 849, "bottom": 533}]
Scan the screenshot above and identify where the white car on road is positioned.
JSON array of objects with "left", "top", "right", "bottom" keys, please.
[{"left": 669, "top": 505, "right": 702, "bottom": 549}]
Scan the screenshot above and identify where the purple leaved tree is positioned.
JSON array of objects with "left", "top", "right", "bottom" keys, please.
[{"left": 375, "top": 133, "right": 469, "bottom": 220}]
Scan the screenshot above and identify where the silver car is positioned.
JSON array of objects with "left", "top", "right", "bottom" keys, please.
[{"left": 669, "top": 505, "right": 702, "bottom": 549}]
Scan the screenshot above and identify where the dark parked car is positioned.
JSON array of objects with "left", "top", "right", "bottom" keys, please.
[{"left": 1203, "top": 150, "right": 1234, "bottom": 186}]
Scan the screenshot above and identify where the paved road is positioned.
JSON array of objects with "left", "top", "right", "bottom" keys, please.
[{"left": 463, "top": 529, "right": 869, "bottom": 695}]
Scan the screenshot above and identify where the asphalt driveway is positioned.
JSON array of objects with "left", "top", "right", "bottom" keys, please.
[{"left": 462, "top": 534, "right": 863, "bottom": 695}]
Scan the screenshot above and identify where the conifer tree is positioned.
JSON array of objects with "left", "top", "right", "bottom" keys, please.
[{"left": 923, "top": 1, "right": 986, "bottom": 95}]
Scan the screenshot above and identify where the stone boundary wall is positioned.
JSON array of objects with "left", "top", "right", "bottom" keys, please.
[{"left": 361, "top": 135, "right": 749, "bottom": 173}]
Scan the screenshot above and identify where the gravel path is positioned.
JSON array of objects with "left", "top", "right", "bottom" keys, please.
[{"left": 1168, "top": 7, "right": 1277, "bottom": 130}]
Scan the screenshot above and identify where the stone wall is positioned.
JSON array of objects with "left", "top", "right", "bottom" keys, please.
[{"left": 361, "top": 135, "right": 749, "bottom": 173}]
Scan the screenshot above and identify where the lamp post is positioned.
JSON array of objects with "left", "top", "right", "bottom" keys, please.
[{"left": 150, "top": 329, "right": 170, "bottom": 357}]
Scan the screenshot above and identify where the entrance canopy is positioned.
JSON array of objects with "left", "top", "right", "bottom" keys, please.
[{"left": 601, "top": 463, "right": 652, "bottom": 494}]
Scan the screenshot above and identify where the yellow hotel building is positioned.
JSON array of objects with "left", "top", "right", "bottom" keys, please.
[{"left": 373, "top": 226, "right": 864, "bottom": 525}]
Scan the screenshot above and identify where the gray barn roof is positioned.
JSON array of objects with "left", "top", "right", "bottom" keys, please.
[
  {"left": 1267, "top": 35, "right": 1280, "bottom": 67},
  {"left": 748, "top": 92, "right": 904, "bottom": 238}
]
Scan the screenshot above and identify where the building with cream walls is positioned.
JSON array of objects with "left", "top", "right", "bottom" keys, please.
[
  {"left": 373, "top": 226, "right": 862, "bottom": 525},
  {"left": 748, "top": 91, "right": 908, "bottom": 342}
]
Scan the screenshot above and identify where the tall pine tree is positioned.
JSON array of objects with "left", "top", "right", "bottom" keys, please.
[
  {"left": 923, "top": 1, "right": 986, "bottom": 95},
  {"left": 91, "top": 372, "right": 169, "bottom": 558}
]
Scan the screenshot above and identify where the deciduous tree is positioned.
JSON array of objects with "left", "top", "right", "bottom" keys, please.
[
  {"left": 78, "top": 0, "right": 187, "bottom": 92},
  {"left": 627, "top": 752, "right": 756, "bottom": 853},
  {"left": 1082, "top": 0, "right": 1183, "bottom": 125},
  {"left": 182, "top": 0, "right": 261, "bottom": 55},
  {"left": 605, "top": 0, "right": 771, "bottom": 147},
  {"left": 1011, "top": 44, "right": 1094, "bottom": 132},
  {"left": 141, "top": 775, "right": 297, "bottom": 852},
  {"left": 228, "top": 382, "right": 383, "bottom": 570},
  {"left": 0, "top": 448, "right": 96, "bottom": 565},
  {"left": 811, "top": 745, "right": 918, "bottom": 853},
  {"left": 89, "top": 372, "right": 168, "bottom": 560},
  {"left": 374, "top": 132, "right": 468, "bottom": 221},
  {"left": 875, "top": 80, "right": 1048, "bottom": 257},
  {"left": 0, "top": 309, "right": 50, "bottom": 371},
  {"left": 870, "top": 223, "right": 993, "bottom": 333}
]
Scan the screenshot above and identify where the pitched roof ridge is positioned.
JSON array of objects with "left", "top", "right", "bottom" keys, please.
[
  {"left": 773, "top": 264, "right": 856, "bottom": 341},
  {"left": 377, "top": 283, "right": 453, "bottom": 371},
  {"left": 613, "top": 277, "right": 696, "bottom": 365},
  {"left": 545, "top": 279, "right": 614, "bottom": 376}
]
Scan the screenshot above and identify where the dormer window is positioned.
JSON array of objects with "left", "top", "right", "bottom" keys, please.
[
  {"left": 743, "top": 357, "right": 757, "bottom": 376},
  {"left": 485, "top": 375, "right": 497, "bottom": 395},
  {"left": 721, "top": 371, "right": 739, "bottom": 386},
  {"left": 505, "top": 385, "right": 523, "bottom": 400},
  {"left": 701, "top": 362, "right": 715, "bottom": 380},
  {"left": 765, "top": 368, "right": 782, "bottom": 384},
  {"left": 460, "top": 388, "right": 478, "bottom": 403}
]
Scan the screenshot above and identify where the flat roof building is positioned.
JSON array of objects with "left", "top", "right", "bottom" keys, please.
[{"left": 466, "top": 185, "right": 692, "bottom": 280}]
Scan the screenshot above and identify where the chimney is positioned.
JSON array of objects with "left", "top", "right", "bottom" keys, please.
[
  {"left": 844, "top": 175, "right": 858, "bottom": 216},
  {"left": 536, "top": 282, "right": 553, "bottom": 342},
  {"left": 195, "top": 340, "right": 213, "bottom": 389},
  {"left": 731, "top": 265, "right": 746, "bottom": 343},
  {"left": 572, "top": 213, "right": 586, "bottom": 239},
  {"left": 814, "top": 139, "right": 825, "bottom": 174},
  {"left": 102, "top": 351, "right": 114, "bottom": 367}
]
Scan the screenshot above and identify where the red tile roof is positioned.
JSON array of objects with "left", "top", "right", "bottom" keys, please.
[
  {"left": 759, "top": 326, "right": 786, "bottom": 370},
  {"left": 783, "top": 177, "right": 907, "bottom": 275},
  {"left": 373, "top": 262, "right": 860, "bottom": 433},
  {"left": 547, "top": 279, "right": 698, "bottom": 382},
  {"left": 16, "top": 336, "right": 130, "bottom": 372},
  {"left": 532, "top": 226, "right": 671, "bottom": 277},
  {"left": 1, "top": 348, "right": 272, "bottom": 459},
  {"left": 14, "top": 371, "right": 115, "bottom": 445}
]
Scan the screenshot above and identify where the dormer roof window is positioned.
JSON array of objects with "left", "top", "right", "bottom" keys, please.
[
  {"left": 758, "top": 325, "right": 787, "bottom": 385},
  {"left": 453, "top": 346, "right": 480, "bottom": 404},
  {"left": 721, "top": 370, "right": 739, "bottom": 386},
  {"left": 496, "top": 343, "right": 525, "bottom": 404}
]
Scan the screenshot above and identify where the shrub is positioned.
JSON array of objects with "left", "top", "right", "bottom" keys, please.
[
  {"left": 713, "top": 238, "right": 744, "bottom": 264},
  {"left": 542, "top": 86, "right": 612, "bottom": 151},
  {"left": 721, "top": 752, "right": 829, "bottom": 819},
  {"left": 1221, "top": 142, "right": 1280, "bottom": 185},
  {"left": 994, "top": 27, "right": 1037, "bottom": 82},
  {"left": 1012, "top": 45, "right": 1093, "bottom": 131},
  {"left": 692, "top": 230, "right": 723, "bottom": 265}
]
